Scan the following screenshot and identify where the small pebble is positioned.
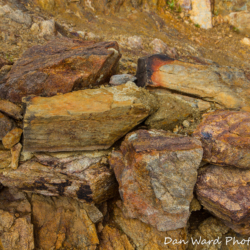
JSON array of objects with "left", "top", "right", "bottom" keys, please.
[{"left": 183, "top": 120, "right": 190, "bottom": 128}]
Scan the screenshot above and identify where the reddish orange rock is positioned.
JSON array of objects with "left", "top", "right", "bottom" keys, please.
[
  {"left": 196, "top": 164, "right": 250, "bottom": 235},
  {"left": 193, "top": 110, "right": 250, "bottom": 169},
  {"left": 0, "top": 38, "right": 121, "bottom": 103},
  {"left": 109, "top": 129, "right": 203, "bottom": 232}
]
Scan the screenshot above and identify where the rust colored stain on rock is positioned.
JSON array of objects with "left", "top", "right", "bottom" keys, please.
[
  {"left": 0, "top": 38, "right": 121, "bottom": 103},
  {"left": 193, "top": 110, "right": 250, "bottom": 169}
]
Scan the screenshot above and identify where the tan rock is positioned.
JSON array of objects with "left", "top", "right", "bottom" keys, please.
[
  {"left": 23, "top": 82, "right": 157, "bottom": 152},
  {"left": 0, "top": 100, "right": 23, "bottom": 120},
  {"left": 11, "top": 143, "right": 22, "bottom": 169},
  {"left": 39, "top": 19, "right": 56, "bottom": 37},
  {"left": 31, "top": 194, "right": 99, "bottom": 250},
  {"left": 109, "top": 129, "right": 203, "bottom": 231},
  {"left": 0, "top": 152, "right": 118, "bottom": 203},
  {"left": 0, "top": 150, "right": 11, "bottom": 169},
  {"left": 2, "top": 128, "right": 23, "bottom": 149},
  {"left": 150, "top": 39, "right": 178, "bottom": 58},
  {"left": 226, "top": 11, "right": 250, "bottom": 34},
  {"left": 241, "top": 37, "right": 250, "bottom": 46},
  {"left": 136, "top": 54, "right": 250, "bottom": 109},
  {"left": 193, "top": 110, "right": 250, "bottom": 169}
]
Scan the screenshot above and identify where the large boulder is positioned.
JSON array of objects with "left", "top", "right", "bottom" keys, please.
[
  {"left": 109, "top": 129, "right": 203, "bottom": 231},
  {"left": 193, "top": 110, "right": 250, "bottom": 169},
  {"left": 22, "top": 82, "right": 157, "bottom": 152},
  {"left": 136, "top": 54, "right": 250, "bottom": 110},
  {"left": 0, "top": 151, "right": 118, "bottom": 203},
  {"left": 0, "top": 38, "right": 121, "bottom": 103},
  {"left": 196, "top": 164, "right": 250, "bottom": 235}
]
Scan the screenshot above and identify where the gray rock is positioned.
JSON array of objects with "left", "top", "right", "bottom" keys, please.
[{"left": 109, "top": 74, "right": 137, "bottom": 85}]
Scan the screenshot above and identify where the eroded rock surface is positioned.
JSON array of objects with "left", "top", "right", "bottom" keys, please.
[
  {"left": 0, "top": 38, "right": 121, "bottom": 103},
  {"left": 23, "top": 82, "right": 157, "bottom": 152},
  {"left": 109, "top": 129, "right": 203, "bottom": 231},
  {"left": 196, "top": 164, "right": 250, "bottom": 235},
  {"left": 0, "top": 100, "right": 23, "bottom": 120},
  {"left": 0, "top": 112, "right": 14, "bottom": 140},
  {"left": 193, "top": 110, "right": 250, "bottom": 169}
]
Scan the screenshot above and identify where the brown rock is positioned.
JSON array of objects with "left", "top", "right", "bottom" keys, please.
[
  {"left": 0, "top": 152, "right": 118, "bottom": 203},
  {"left": 0, "top": 100, "right": 23, "bottom": 120},
  {"left": 0, "top": 57, "right": 12, "bottom": 69},
  {"left": 193, "top": 110, "right": 250, "bottom": 169},
  {"left": 196, "top": 164, "right": 250, "bottom": 235},
  {"left": 11, "top": 143, "right": 22, "bottom": 169},
  {"left": 0, "top": 150, "right": 11, "bottom": 169},
  {"left": 136, "top": 54, "right": 250, "bottom": 109},
  {"left": 23, "top": 82, "right": 157, "bottom": 152},
  {"left": 0, "top": 112, "right": 14, "bottom": 140},
  {"left": 109, "top": 129, "right": 203, "bottom": 231},
  {"left": 31, "top": 194, "right": 99, "bottom": 250},
  {"left": 0, "top": 38, "right": 121, "bottom": 103},
  {"left": 150, "top": 39, "right": 178, "bottom": 58},
  {"left": 2, "top": 128, "right": 23, "bottom": 149},
  {"left": 0, "top": 188, "right": 34, "bottom": 250}
]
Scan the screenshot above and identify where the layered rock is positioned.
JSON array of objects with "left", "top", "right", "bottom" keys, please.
[
  {"left": 23, "top": 82, "right": 157, "bottom": 152},
  {"left": 109, "top": 129, "right": 203, "bottom": 231},
  {"left": 0, "top": 38, "right": 121, "bottom": 103},
  {"left": 0, "top": 151, "right": 118, "bottom": 203},
  {"left": 196, "top": 164, "right": 250, "bottom": 235},
  {"left": 193, "top": 110, "right": 250, "bottom": 169},
  {"left": 136, "top": 54, "right": 250, "bottom": 109}
]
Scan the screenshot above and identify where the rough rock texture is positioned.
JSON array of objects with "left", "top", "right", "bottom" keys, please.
[
  {"left": 0, "top": 38, "right": 121, "bottom": 103},
  {"left": 103, "top": 200, "right": 188, "bottom": 250},
  {"left": 193, "top": 110, "right": 250, "bottom": 169},
  {"left": 150, "top": 38, "right": 178, "bottom": 58},
  {"left": 23, "top": 82, "right": 157, "bottom": 152},
  {"left": 0, "top": 188, "right": 34, "bottom": 250},
  {"left": 0, "top": 151, "right": 118, "bottom": 203},
  {"left": 226, "top": 11, "right": 250, "bottom": 34},
  {"left": 0, "top": 100, "right": 23, "bottom": 120},
  {"left": 136, "top": 54, "right": 250, "bottom": 109},
  {"left": 145, "top": 88, "right": 195, "bottom": 130},
  {"left": 11, "top": 143, "right": 22, "bottom": 170},
  {"left": 0, "top": 150, "right": 11, "bottom": 169},
  {"left": 196, "top": 164, "right": 250, "bottom": 235},
  {"left": 0, "top": 57, "right": 12, "bottom": 69},
  {"left": 2, "top": 128, "right": 23, "bottom": 149},
  {"left": 31, "top": 194, "right": 99, "bottom": 250},
  {"left": 214, "top": 0, "right": 250, "bottom": 15},
  {"left": 109, "top": 129, "right": 203, "bottom": 231},
  {"left": 109, "top": 74, "right": 136, "bottom": 85},
  {"left": 0, "top": 112, "right": 14, "bottom": 140}
]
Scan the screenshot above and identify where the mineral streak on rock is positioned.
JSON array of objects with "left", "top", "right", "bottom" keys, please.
[
  {"left": 22, "top": 82, "right": 157, "bottom": 152},
  {"left": 0, "top": 38, "right": 121, "bottom": 103},
  {"left": 193, "top": 110, "right": 250, "bottom": 169},
  {"left": 109, "top": 129, "right": 203, "bottom": 231},
  {"left": 196, "top": 164, "right": 250, "bottom": 235},
  {"left": 136, "top": 54, "right": 250, "bottom": 110}
]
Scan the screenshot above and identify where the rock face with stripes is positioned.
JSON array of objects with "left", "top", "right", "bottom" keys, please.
[{"left": 109, "top": 129, "right": 203, "bottom": 231}]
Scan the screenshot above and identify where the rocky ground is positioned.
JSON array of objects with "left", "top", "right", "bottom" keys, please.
[{"left": 0, "top": 0, "right": 250, "bottom": 250}]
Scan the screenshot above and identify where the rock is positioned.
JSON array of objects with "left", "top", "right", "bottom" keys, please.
[
  {"left": 136, "top": 54, "right": 250, "bottom": 109},
  {"left": 193, "top": 110, "right": 250, "bottom": 169},
  {"left": 0, "top": 38, "right": 121, "bottom": 103},
  {"left": 0, "top": 188, "right": 34, "bottom": 250},
  {"left": 196, "top": 164, "right": 250, "bottom": 235},
  {"left": 30, "top": 194, "right": 99, "bottom": 249},
  {"left": 0, "top": 100, "right": 23, "bottom": 120},
  {"left": 0, "top": 5, "right": 12, "bottom": 17},
  {"left": 0, "top": 151, "right": 118, "bottom": 203},
  {"left": 39, "top": 19, "right": 56, "bottom": 37},
  {"left": 2, "top": 128, "right": 23, "bottom": 149},
  {"left": 8, "top": 9, "right": 32, "bottom": 27},
  {"left": 23, "top": 82, "right": 157, "bottom": 152},
  {"left": 150, "top": 39, "right": 178, "bottom": 58},
  {"left": 187, "top": 217, "right": 229, "bottom": 250},
  {"left": 145, "top": 88, "right": 195, "bottom": 130},
  {"left": 109, "top": 74, "right": 137, "bottom": 85},
  {"left": 214, "top": 0, "right": 249, "bottom": 15},
  {"left": 0, "top": 150, "right": 11, "bottom": 169},
  {"left": 0, "top": 65, "right": 12, "bottom": 83},
  {"left": 127, "top": 36, "right": 143, "bottom": 50},
  {"left": 0, "top": 57, "right": 12, "bottom": 69},
  {"left": 109, "top": 129, "right": 203, "bottom": 231},
  {"left": 190, "top": 0, "right": 212, "bottom": 29},
  {"left": 183, "top": 120, "right": 190, "bottom": 128},
  {"left": 0, "top": 112, "right": 14, "bottom": 140},
  {"left": 11, "top": 143, "right": 22, "bottom": 169},
  {"left": 108, "top": 200, "right": 188, "bottom": 249},
  {"left": 30, "top": 23, "right": 40, "bottom": 34},
  {"left": 241, "top": 37, "right": 250, "bottom": 46},
  {"left": 226, "top": 11, "right": 250, "bottom": 34},
  {"left": 179, "top": 0, "right": 191, "bottom": 10}
]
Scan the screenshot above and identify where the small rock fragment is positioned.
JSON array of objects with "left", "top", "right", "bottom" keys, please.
[
  {"left": 241, "top": 37, "right": 250, "bottom": 46},
  {"left": 40, "top": 19, "right": 56, "bottom": 37},
  {"left": 0, "top": 100, "right": 23, "bottom": 120},
  {"left": 0, "top": 112, "right": 14, "bottom": 140},
  {"left": 109, "top": 74, "right": 137, "bottom": 85},
  {"left": 183, "top": 120, "right": 190, "bottom": 128},
  {"left": 11, "top": 143, "right": 22, "bottom": 169},
  {"left": 2, "top": 128, "right": 23, "bottom": 149},
  {"left": 127, "top": 36, "right": 143, "bottom": 50},
  {"left": 150, "top": 38, "right": 178, "bottom": 58}
]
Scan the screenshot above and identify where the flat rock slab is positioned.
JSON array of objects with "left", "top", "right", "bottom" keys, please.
[
  {"left": 196, "top": 164, "right": 250, "bottom": 235},
  {"left": 0, "top": 152, "right": 118, "bottom": 204},
  {"left": 0, "top": 38, "right": 121, "bottom": 103},
  {"left": 193, "top": 110, "right": 250, "bottom": 169},
  {"left": 23, "top": 82, "right": 157, "bottom": 152},
  {"left": 109, "top": 129, "right": 203, "bottom": 231},
  {"left": 136, "top": 54, "right": 250, "bottom": 110}
]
